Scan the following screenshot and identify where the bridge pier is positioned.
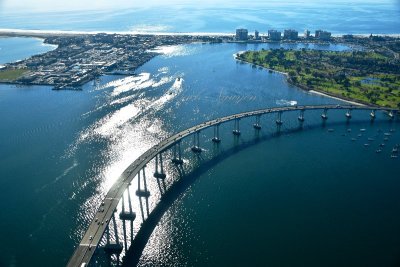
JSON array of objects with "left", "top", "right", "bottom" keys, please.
[
  {"left": 103, "top": 214, "right": 123, "bottom": 258},
  {"left": 388, "top": 110, "right": 395, "bottom": 119},
  {"left": 276, "top": 111, "right": 283, "bottom": 125},
  {"left": 191, "top": 131, "right": 202, "bottom": 153},
  {"left": 120, "top": 186, "right": 136, "bottom": 221},
  {"left": 370, "top": 110, "right": 376, "bottom": 120},
  {"left": 233, "top": 118, "right": 241, "bottom": 136},
  {"left": 154, "top": 153, "right": 167, "bottom": 179},
  {"left": 321, "top": 108, "right": 328, "bottom": 120},
  {"left": 298, "top": 109, "right": 305, "bottom": 122},
  {"left": 136, "top": 168, "right": 150, "bottom": 198},
  {"left": 212, "top": 124, "right": 221, "bottom": 143},
  {"left": 120, "top": 187, "right": 135, "bottom": 255},
  {"left": 172, "top": 141, "right": 184, "bottom": 165},
  {"left": 346, "top": 108, "right": 352, "bottom": 119},
  {"left": 253, "top": 115, "right": 262, "bottom": 130}
]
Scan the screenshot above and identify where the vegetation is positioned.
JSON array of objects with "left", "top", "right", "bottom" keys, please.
[
  {"left": 238, "top": 48, "right": 400, "bottom": 108},
  {"left": 0, "top": 69, "right": 28, "bottom": 82}
]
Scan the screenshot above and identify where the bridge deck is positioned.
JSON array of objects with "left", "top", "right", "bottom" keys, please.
[{"left": 67, "top": 105, "right": 397, "bottom": 267}]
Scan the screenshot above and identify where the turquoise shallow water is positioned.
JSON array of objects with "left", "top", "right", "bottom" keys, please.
[{"left": 0, "top": 36, "right": 399, "bottom": 266}]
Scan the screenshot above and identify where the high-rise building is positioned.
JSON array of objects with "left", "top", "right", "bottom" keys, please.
[
  {"left": 254, "top": 30, "right": 260, "bottom": 40},
  {"left": 315, "top": 30, "right": 331, "bottom": 40},
  {"left": 268, "top": 30, "right": 281, "bottom": 41},
  {"left": 283, "top": 29, "right": 298, "bottom": 40},
  {"left": 304, "top": 29, "right": 310, "bottom": 39},
  {"left": 236, "top": 29, "right": 248, "bottom": 41}
]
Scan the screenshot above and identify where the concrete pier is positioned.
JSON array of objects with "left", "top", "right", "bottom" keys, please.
[
  {"left": 253, "top": 114, "right": 262, "bottom": 129},
  {"left": 370, "top": 110, "right": 376, "bottom": 120},
  {"left": 136, "top": 169, "right": 150, "bottom": 198},
  {"left": 212, "top": 124, "right": 221, "bottom": 143},
  {"left": 119, "top": 187, "right": 136, "bottom": 221},
  {"left": 298, "top": 109, "right": 305, "bottom": 122},
  {"left": 346, "top": 108, "right": 352, "bottom": 119},
  {"left": 233, "top": 118, "right": 241, "bottom": 135},
  {"left": 172, "top": 141, "right": 184, "bottom": 165},
  {"left": 191, "top": 131, "right": 202, "bottom": 153},
  {"left": 276, "top": 111, "right": 283, "bottom": 125},
  {"left": 321, "top": 108, "right": 328, "bottom": 120},
  {"left": 154, "top": 153, "right": 167, "bottom": 179}
]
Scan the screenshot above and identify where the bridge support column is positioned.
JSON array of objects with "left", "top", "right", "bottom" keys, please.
[
  {"left": 345, "top": 108, "right": 352, "bottom": 119},
  {"left": 233, "top": 118, "right": 241, "bottom": 136},
  {"left": 136, "top": 168, "right": 150, "bottom": 198},
  {"left": 154, "top": 153, "right": 167, "bottom": 179},
  {"left": 191, "top": 131, "right": 202, "bottom": 153},
  {"left": 276, "top": 111, "right": 283, "bottom": 125},
  {"left": 212, "top": 124, "right": 221, "bottom": 143},
  {"left": 253, "top": 115, "right": 262, "bottom": 129},
  {"left": 103, "top": 214, "right": 123, "bottom": 258},
  {"left": 298, "top": 109, "right": 305, "bottom": 122},
  {"left": 120, "top": 186, "right": 136, "bottom": 221},
  {"left": 321, "top": 108, "right": 328, "bottom": 120},
  {"left": 388, "top": 110, "right": 395, "bottom": 119},
  {"left": 370, "top": 110, "right": 376, "bottom": 120},
  {"left": 172, "top": 141, "right": 184, "bottom": 165}
]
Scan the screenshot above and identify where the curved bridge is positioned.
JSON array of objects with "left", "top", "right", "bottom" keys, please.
[{"left": 68, "top": 104, "right": 398, "bottom": 267}]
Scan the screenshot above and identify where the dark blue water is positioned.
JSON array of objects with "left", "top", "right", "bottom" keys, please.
[
  {"left": 0, "top": 15, "right": 399, "bottom": 267},
  {"left": 141, "top": 121, "right": 400, "bottom": 266},
  {"left": 0, "top": 1, "right": 399, "bottom": 34}
]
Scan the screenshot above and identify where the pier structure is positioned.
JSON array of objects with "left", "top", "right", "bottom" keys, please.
[
  {"left": 253, "top": 114, "right": 262, "bottom": 129},
  {"left": 67, "top": 104, "right": 398, "bottom": 267},
  {"left": 212, "top": 124, "right": 222, "bottom": 143},
  {"left": 233, "top": 118, "right": 241, "bottom": 136},
  {"left": 298, "top": 108, "right": 305, "bottom": 122}
]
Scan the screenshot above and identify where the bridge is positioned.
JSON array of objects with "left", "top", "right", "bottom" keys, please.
[{"left": 67, "top": 104, "right": 398, "bottom": 267}]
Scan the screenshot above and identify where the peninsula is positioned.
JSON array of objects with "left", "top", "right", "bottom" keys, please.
[{"left": 0, "top": 32, "right": 228, "bottom": 89}]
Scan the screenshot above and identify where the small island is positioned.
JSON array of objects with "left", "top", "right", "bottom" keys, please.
[{"left": 238, "top": 36, "right": 400, "bottom": 108}]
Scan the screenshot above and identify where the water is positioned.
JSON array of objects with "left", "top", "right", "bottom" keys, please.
[
  {"left": 0, "top": 2, "right": 399, "bottom": 35},
  {"left": 140, "top": 122, "right": 400, "bottom": 267},
  {"left": 0, "top": 4, "right": 399, "bottom": 266},
  {"left": 0, "top": 37, "right": 56, "bottom": 65}
]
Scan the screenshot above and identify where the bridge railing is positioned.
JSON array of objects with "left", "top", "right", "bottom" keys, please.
[{"left": 67, "top": 105, "right": 398, "bottom": 267}]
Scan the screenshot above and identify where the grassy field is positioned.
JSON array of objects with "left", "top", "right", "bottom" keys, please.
[
  {"left": 238, "top": 49, "right": 400, "bottom": 108},
  {"left": 0, "top": 69, "right": 27, "bottom": 82}
]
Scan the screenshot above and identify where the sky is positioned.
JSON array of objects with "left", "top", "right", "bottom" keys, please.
[{"left": 0, "top": 0, "right": 397, "bottom": 12}]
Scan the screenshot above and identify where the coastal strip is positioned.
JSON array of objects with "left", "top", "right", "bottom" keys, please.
[
  {"left": 0, "top": 33, "right": 230, "bottom": 89},
  {"left": 235, "top": 53, "right": 365, "bottom": 106},
  {"left": 237, "top": 41, "right": 400, "bottom": 109}
]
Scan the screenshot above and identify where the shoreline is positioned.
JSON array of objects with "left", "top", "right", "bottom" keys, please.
[
  {"left": 308, "top": 90, "right": 365, "bottom": 106},
  {"left": 235, "top": 54, "right": 368, "bottom": 107},
  {"left": 0, "top": 29, "right": 234, "bottom": 38},
  {"left": 1, "top": 28, "right": 400, "bottom": 39}
]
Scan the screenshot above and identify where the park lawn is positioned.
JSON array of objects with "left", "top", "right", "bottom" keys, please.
[
  {"left": 0, "top": 69, "right": 27, "bottom": 81},
  {"left": 239, "top": 49, "right": 400, "bottom": 108}
]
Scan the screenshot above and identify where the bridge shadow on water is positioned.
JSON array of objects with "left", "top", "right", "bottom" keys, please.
[{"left": 122, "top": 119, "right": 396, "bottom": 266}]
